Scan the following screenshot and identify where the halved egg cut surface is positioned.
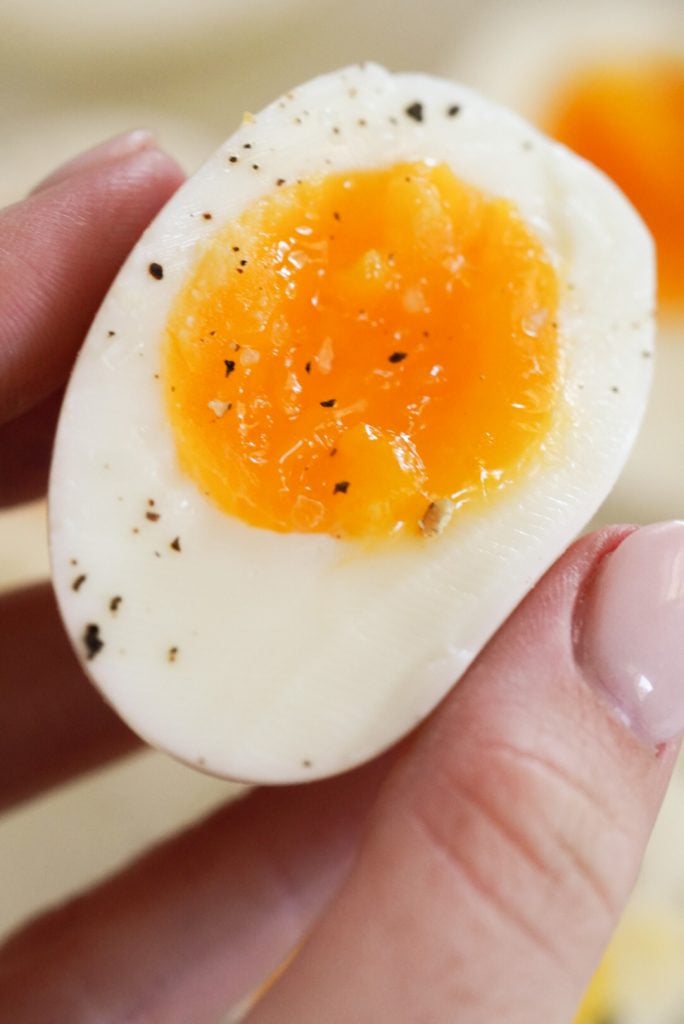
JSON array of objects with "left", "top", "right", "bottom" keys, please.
[
  {"left": 49, "top": 65, "right": 653, "bottom": 783},
  {"left": 165, "top": 160, "right": 559, "bottom": 539},
  {"left": 544, "top": 58, "right": 684, "bottom": 305}
]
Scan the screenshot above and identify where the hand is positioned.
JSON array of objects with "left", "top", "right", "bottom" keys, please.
[{"left": 1, "top": 133, "right": 682, "bottom": 1024}]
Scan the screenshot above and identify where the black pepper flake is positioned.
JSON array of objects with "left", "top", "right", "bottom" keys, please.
[
  {"left": 332, "top": 126, "right": 341, "bottom": 135},
  {"left": 243, "top": 142, "right": 252, "bottom": 149},
  {"left": 334, "top": 481, "right": 350, "bottom": 494},
  {"left": 72, "top": 574, "right": 86, "bottom": 591},
  {"left": 333, "top": 211, "right": 341, "bottom": 221},
  {"left": 389, "top": 351, "right": 407, "bottom": 363},
  {"left": 276, "top": 177, "right": 286, "bottom": 186},
  {"left": 302, "top": 759, "right": 312, "bottom": 768},
  {"left": 171, "top": 537, "right": 181, "bottom": 552},
  {"left": 202, "top": 212, "right": 213, "bottom": 220},
  {"left": 83, "top": 623, "right": 104, "bottom": 660},
  {"left": 70, "top": 558, "right": 78, "bottom": 566},
  {"left": 357, "top": 118, "right": 367, "bottom": 127},
  {"left": 107, "top": 330, "right": 116, "bottom": 337},
  {"left": 168, "top": 646, "right": 178, "bottom": 663},
  {"left": 224, "top": 359, "right": 236, "bottom": 376},
  {"left": 240, "top": 259, "right": 248, "bottom": 266},
  {"left": 305, "top": 360, "right": 312, "bottom": 373},
  {"left": 252, "top": 163, "right": 260, "bottom": 171},
  {"left": 320, "top": 398, "right": 336, "bottom": 408},
  {"left": 329, "top": 447, "right": 337, "bottom": 456},
  {"left": 405, "top": 101, "right": 424, "bottom": 122},
  {"left": 146, "top": 511, "right": 160, "bottom": 522},
  {"left": 232, "top": 245, "right": 240, "bottom": 252},
  {"left": 148, "top": 262, "right": 164, "bottom": 280},
  {"left": 229, "top": 155, "right": 238, "bottom": 163},
  {"left": 236, "top": 267, "right": 244, "bottom": 274},
  {"left": 611, "top": 385, "right": 620, "bottom": 393},
  {"left": 110, "top": 596, "right": 122, "bottom": 613},
  {"left": 447, "top": 103, "right": 461, "bottom": 117}
]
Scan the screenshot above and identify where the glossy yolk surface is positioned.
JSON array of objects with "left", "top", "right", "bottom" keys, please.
[
  {"left": 546, "top": 59, "right": 684, "bottom": 304},
  {"left": 164, "top": 161, "right": 559, "bottom": 539}
]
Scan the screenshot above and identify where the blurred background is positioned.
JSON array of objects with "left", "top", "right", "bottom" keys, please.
[{"left": 1, "top": 0, "right": 683, "bottom": 1019}]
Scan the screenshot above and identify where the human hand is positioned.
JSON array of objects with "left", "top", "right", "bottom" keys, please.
[{"left": 1, "top": 134, "right": 683, "bottom": 1023}]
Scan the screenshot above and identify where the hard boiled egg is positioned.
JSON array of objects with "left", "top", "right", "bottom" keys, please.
[
  {"left": 49, "top": 64, "right": 653, "bottom": 784},
  {"left": 449, "top": 0, "right": 684, "bottom": 525}
]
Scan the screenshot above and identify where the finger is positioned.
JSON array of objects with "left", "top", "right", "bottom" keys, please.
[
  {"left": 0, "top": 583, "right": 139, "bottom": 812},
  {"left": 0, "top": 392, "right": 62, "bottom": 507},
  {"left": 246, "top": 523, "right": 684, "bottom": 1024},
  {"left": 0, "top": 135, "right": 184, "bottom": 427},
  {"left": 31, "top": 130, "right": 157, "bottom": 194},
  {"left": 0, "top": 753, "right": 394, "bottom": 1024}
]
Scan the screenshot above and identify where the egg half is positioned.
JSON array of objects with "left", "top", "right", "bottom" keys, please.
[
  {"left": 449, "top": 0, "right": 684, "bottom": 527},
  {"left": 49, "top": 64, "right": 653, "bottom": 783}
]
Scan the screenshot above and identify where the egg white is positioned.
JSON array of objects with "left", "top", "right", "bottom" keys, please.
[
  {"left": 49, "top": 64, "right": 653, "bottom": 783},
  {"left": 448, "top": 0, "right": 684, "bottom": 528}
]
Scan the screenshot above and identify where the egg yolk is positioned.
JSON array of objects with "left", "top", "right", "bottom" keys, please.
[
  {"left": 573, "top": 956, "right": 613, "bottom": 1024},
  {"left": 545, "top": 59, "right": 684, "bottom": 304},
  {"left": 164, "top": 161, "right": 559, "bottom": 539}
]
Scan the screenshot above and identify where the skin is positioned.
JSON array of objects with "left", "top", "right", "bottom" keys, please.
[{"left": 0, "top": 135, "right": 678, "bottom": 1023}]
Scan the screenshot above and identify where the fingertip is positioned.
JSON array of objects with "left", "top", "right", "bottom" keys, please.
[
  {"left": 30, "top": 130, "right": 159, "bottom": 194},
  {"left": 0, "top": 140, "right": 185, "bottom": 424},
  {"left": 575, "top": 520, "right": 684, "bottom": 749}
]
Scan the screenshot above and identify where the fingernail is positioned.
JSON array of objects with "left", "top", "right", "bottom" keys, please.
[
  {"left": 576, "top": 522, "right": 684, "bottom": 746},
  {"left": 33, "top": 130, "right": 155, "bottom": 192}
]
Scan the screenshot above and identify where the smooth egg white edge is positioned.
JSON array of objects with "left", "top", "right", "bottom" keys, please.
[{"left": 49, "top": 64, "right": 654, "bottom": 784}]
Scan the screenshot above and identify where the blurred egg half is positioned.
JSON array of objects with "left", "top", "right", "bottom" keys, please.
[
  {"left": 450, "top": 0, "right": 684, "bottom": 525},
  {"left": 49, "top": 64, "right": 653, "bottom": 784}
]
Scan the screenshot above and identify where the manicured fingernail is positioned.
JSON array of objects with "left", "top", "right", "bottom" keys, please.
[
  {"left": 33, "top": 130, "right": 155, "bottom": 192},
  {"left": 576, "top": 522, "right": 684, "bottom": 745}
]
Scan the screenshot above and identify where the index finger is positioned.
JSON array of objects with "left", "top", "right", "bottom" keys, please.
[
  {"left": 0, "top": 133, "right": 184, "bottom": 424},
  {"left": 0, "top": 133, "right": 184, "bottom": 504}
]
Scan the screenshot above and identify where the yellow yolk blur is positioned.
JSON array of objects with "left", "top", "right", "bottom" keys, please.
[
  {"left": 164, "top": 162, "right": 559, "bottom": 539},
  {"left": 546, "top": 60, "right": 684, "bottom": 304},
  {"left": 573, "top": 957, "right": 613, "bottom": 1024}
]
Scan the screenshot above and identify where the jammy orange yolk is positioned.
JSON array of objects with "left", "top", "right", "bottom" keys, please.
[
  {"left": 164, "top": 161, "right": 559, "bottom": 540},
  {"left": 546, "top": 59, "right": 684, "bottom": 304}
]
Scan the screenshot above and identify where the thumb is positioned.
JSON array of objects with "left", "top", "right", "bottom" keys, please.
[{"left": 246, "top": 522, "right": 684, "bottom": 1024}]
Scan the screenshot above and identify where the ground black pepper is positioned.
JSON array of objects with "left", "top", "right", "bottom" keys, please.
[{"left": 84, "top": 623, "right": 104, "bottom": 660}]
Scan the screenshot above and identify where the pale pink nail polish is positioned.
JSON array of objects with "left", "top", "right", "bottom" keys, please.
[{"left": 577, "top": 522, "right": 684, "bottom": 745}]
